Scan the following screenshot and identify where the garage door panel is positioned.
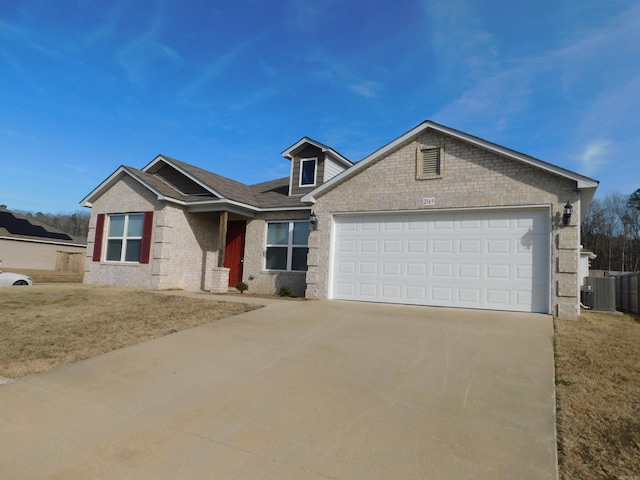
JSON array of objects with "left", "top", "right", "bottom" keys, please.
[
  {"left": 408, "top": 221, "right": 428, "bottom": 231},
  {"left": 433, "top": 240, "right": 454, "bottom": 253},
  {"left": 433, "top": 220, "right": 455, "bottom": 230},
  {"left": 338, "top": 239, "right": 357, "bottom": 252},
  {"left": 362, "top": 222, "right": 380, "bottom": 231},
  {"left": 487, "top": 239, "right": 511, "bottom": 254},
  {"left": 407, "top": 240, "right": 427, "bottom": 253},
  {"left": 432, "top": 287, "right": 454, "bottom": 301},
  {"left": 460, "top": 240, "right": 482, "bottom": 253},
  {"left": 357, "top": 283, "right": 376, "bottom": 296},
  {"left": 337, "top": 261, "right": 356, "bottom": 274},
  {"left": 407, "top": 263, "right": 426, "bottom": 276},
  {"left": 382, "top": 262, "right": 402, "bottom": 275},
  {"left": 331, "top": 209, "right": 550, "bottom": 313},
  {"left": 487, "top": 264, "right": 511, "bottom": 279},
  {"left": 360, "top": 240, "right": 379, "bottom": 252},
  {"left": 359, "top": 262, "right": 377, "bottom": 274},
  {"left": 407, "top": 286, "right": 426, "bottom": 300},
  {"left": 459, "top": 264, "right": 481, "bottom": 278},
  {"left": 458, "top": 288, "right": 481, "bottom": 303},
  {"left": 382, "top": 285, "right": 402, "bottom": 298},
  {"left": 383, "top": 240, "right": 403, "bottom": 253}
]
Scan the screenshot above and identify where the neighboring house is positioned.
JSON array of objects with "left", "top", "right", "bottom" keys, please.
[
  {"left": 81, "top": 120, "right": 598, "bottom": 319},
  {"left": 0, "top": 208, "right": 87, "bottom": 271}
]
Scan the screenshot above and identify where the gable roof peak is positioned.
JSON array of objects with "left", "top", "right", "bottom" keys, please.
[
  {"left": 302, "top": 119, "right": 599, "bottom": 205},
  {"left": 281, "top": 137, "right": 352, "bottom": 167}
]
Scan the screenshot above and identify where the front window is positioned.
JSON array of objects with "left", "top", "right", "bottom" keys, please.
[
  {"left": 265, "top": 221, "right": 309, "bottom": 271},
  {"left": 106, "top": 214, "right": 144, "bottom": 262},
  {"left": 300, "top": 158, "right": 317, "bottom": 187}
]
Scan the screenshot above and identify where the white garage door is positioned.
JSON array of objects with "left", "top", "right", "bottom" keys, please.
[{"left": 331, "top": 209, "right": 550, "bottom": 313}]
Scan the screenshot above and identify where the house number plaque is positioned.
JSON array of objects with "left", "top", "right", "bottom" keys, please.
[{"left": 422, "top": 197, "right": 436, "bottom": 206}]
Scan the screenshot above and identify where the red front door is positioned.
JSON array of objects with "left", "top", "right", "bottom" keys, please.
[{"left": 224, "top": 221, "right": 246, "bottom": 287}]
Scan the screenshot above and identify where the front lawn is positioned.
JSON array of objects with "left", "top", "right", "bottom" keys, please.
[
  {"left": 555, "top": 310, "right": 640, "bottom": 479},
  {"left": 0, "top": 284, "right": 259, "bottom": 379}
]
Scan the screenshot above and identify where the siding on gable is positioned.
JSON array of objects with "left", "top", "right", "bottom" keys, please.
[
  {"left": 324, "top": 155, "right": 347, "bottom": 182},
  {"left": 290, "top": 145, "right": 325, "bottom": 196}
]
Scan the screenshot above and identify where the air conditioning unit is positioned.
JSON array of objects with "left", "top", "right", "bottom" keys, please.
[{"left": 583, "top": 277, "right": 616, "bottom": 311}]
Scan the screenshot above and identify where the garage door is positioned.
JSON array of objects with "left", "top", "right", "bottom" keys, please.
[{"left": 331, "top": 209, "right": 550, "bottom": 313}]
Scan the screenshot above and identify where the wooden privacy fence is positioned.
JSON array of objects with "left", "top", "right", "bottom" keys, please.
[
  {"left": 55, "top": 251, "right": 86, "bottom": 273},
  {"left": 613, "top": 272, "right": 640, "bottom": 314}
]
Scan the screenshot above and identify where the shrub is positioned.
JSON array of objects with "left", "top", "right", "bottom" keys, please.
[
  {"left": 278, "top": 286, "right": 293, "bottom": 297},
  {"left": 235, "top": 282, "right": 249, "bottom": 294}
]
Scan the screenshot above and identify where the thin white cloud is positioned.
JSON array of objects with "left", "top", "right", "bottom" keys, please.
[
  {"left": 577, "top": 140, "right": 612, "bottom": 176},
  {"left": 430, "top": 3, "right": 640, "bottom": 140},
  {"left": 116, "top": 39, "right": 181, "bottom": 84},
  {"left": 303, "top": 50, "right": 383, "bottom": 99},
  {"left": 349, "top": 82, "right": 379, "bottom": 98},
  {"left": 285, "top": 0, "right": 336, "bottom": 29},
  {"left": 422, "top": 0, "right": 499, "bottom": 83},
  {"left": 176, "top": 39, "right": 255, "bottom": 104},
  {"left": 115, "top": 0, "right": 181, "bottom": 84},
  {"left": 62, "top": 163, "right": 90, "bottom": 174}
]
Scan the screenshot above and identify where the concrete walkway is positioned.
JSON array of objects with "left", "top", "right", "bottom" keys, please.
[{"left": 0, "top": 300, "right": 557, "bottom": 479}]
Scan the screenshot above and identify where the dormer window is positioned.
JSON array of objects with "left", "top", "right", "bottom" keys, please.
[{"left": 300, "top": 158, "right": 317, "bottom": 187}]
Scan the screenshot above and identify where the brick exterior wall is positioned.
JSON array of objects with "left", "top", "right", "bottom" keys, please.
[
  {"left": 242, "top": 210, "right": 310, "bottom": 297},
  {"left": 84, "top": 174, "right": 309, "bottom": 296},
  {"left": 84, "top": 175, "right": 220, "bottom": 291},
  {"left": 305, "top": 129, "right": 581, "bottom": 319}
]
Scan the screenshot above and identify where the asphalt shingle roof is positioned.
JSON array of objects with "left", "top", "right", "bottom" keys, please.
[
  {"left": 137, "top": 156, "right": 309, "bottom": 210},
  {"left": 163, "top": 156, "right": 260, "bottom": 206}
]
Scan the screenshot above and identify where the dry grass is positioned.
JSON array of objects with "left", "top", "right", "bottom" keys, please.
[
  {"left": 555, "top": 310, "right": 640, "bottom": 479},
  {"left": 0, "top": 284, "right": 259, "bottom": 379}
]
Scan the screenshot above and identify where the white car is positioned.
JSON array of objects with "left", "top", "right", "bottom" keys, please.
[{"left": 0, "top": 271, "right": 33, "bottom": 286}]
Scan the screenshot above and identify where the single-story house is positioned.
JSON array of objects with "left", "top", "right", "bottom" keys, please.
[
  {"left": 81, "top": 120, "right": 598, "bottom": 319},
  {"left": 0, "top": 207, "right": 87, "bottom": 272}
]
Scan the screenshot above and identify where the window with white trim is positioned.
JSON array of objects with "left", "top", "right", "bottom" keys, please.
[
  {"left": 299, "top": 158, "right": 317, "bottom": 187},
  {"left": 265, "top": 221, "right": 309, "bottom": 271},
  {"left": 106, "top": 213, "right": 145, "bottom": 262}
]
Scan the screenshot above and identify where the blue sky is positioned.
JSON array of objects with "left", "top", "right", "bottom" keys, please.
[{"left": 1, "top": 0, "right": 639, "bottom": 213}]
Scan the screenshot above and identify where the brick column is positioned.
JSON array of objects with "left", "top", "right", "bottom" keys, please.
[
  {"left": 210, "top": 267, "right": 230, "bottom": 293},
  {"left": 556, "top": 225, "right": 579, "bottom": 319}
]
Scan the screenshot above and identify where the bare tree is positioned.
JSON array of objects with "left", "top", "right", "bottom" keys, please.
[
  {"left": 582, "top": 190, "right": 640, "bottom": 272},
  {"left": 15, "top": 210, "right": 91, "bottom": 239}
]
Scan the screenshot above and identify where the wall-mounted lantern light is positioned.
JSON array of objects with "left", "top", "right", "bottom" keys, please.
[
  {"left": 562, "top": 201, "right": 573, "bottom": 225},
  {"left": 309, "top": 211, "right": 318, "bottom": 231}
]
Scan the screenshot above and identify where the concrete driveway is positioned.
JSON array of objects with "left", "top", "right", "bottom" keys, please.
[{"left": 0, "top": 299, "right": 557, "bottom": 479}]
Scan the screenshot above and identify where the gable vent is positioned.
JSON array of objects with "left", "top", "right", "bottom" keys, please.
[{"left": 418, "top": 147, "right": 442, "bottom": 179}]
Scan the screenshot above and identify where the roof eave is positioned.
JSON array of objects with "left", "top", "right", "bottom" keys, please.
[
  {"left": 303, "top": 120, "right": 600, "bottom": 202},
  {"left": 281, "top": 137, "right": 352, "bottom": 167}
]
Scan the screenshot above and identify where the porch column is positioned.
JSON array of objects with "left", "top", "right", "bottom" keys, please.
[
  {"left": 218, "top": 211, "right": 228, "bottom": 267},
  {"left": 211, "top": 211, "right": 230, "bottom": 293}
]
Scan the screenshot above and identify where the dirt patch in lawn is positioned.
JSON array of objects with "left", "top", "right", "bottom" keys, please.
[
  {"left": 555, "top": 310, "right": 640, "bottom": 479},
  {"left": 0, "top": 284, "right": 260, "bottom": 379}
]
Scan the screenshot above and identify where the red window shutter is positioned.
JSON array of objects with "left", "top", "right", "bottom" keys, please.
[
  {"left": 140, "top": 211, "right": 154, "bottom": 264},
  {"left": 93, "top": 214, "right": 105, "bottom": 262}
]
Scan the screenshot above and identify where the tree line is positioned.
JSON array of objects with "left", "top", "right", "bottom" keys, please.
[
  {"left": 581, "top": 189, "right": 640, "bottom": 272},
  {"left": 14, "top": 209, "right": 91, "bottom": 239}
]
